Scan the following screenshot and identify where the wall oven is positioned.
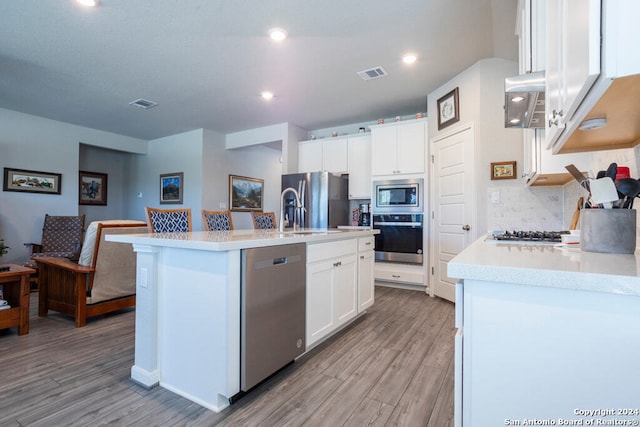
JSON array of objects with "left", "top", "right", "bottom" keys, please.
[{"left": 373, "top": 213, "right": 424, "bottom": 265}]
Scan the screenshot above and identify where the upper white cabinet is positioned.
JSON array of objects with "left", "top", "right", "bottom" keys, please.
[
  {"left": 517, "top": 0, "right": 545, "bottom": 74},
  {"left": 299, "top": 133, "right": 371, "bottom": 199},
  {"left": 544, "top": 0, "right": 640, "bottom": 153},
  {"left": 322, "top": 137, "right": 348, "bottom": 174},
  {"left": 347, "top": 134, "right": 371, "bottom": 199},
  {"left": 370, "top": 119, "right": 427, "bottom": 176},
  {"left": 545, "top": 0, "right": 600, "bottom": 147},
  {"left": 523, "top": 128, "right": 592, "bottom": 186},
  {"left": 298, "top": 140, "right": 324, "bottom": 173},
  {"left": 298, "top": 137, "right": 348, "bottom": 174}
]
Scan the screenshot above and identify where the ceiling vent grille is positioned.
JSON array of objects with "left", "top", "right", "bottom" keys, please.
[
  {"left": 357, "top": 66, "right": 388, "bottom": 81},
  {"left": 129, "top": 98, "right": 158, "bottom": 109}
]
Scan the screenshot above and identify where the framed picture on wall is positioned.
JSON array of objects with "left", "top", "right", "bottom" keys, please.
[
  {"left": 437, "top": 87, "right": 460, "bottom": 130},
  {"left": 79, "top": 171, "right": 108, "bottom": 205},
  {"left": 3, "top": 167, "right": 62, "bottom": 195},
  {"left": 229, "top": 175, "right": 264, "bottom": 212},
  {"left": 160, "top": 172, "right": 184, "bottom": 204},
  {"left": 491, "top": 161, "right": 517, "bottom": 180}
]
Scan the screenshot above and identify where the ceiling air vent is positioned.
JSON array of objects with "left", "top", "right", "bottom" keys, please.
[
  {"left": 357, "top": 66, "right": 388, "bottom": 81},
  {"left": 129, "top": 98, "right": 158, "bottom": 109}
]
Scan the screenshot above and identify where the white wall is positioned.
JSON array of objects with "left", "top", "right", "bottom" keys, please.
[
  {"left": 0, "top": 108, "right": 147, "bottom": 264},
  {"left": 204, "top": 129, "right": 284, "bottom": 230},
  {"left": 79, "top": 144, "right": 131, "bottom": 224},
  {"left": 427, "top": 58, "right": 569, "bottom": 233},
  {"left": 124, "top": 129, "right": 204, "bottom": 230}
]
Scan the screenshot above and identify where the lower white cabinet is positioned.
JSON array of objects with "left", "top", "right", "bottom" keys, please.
[
  {"left": 306, "top": 239, "right": 358, "bottom": 348},
  {"left": 357, "top": 236, "right": 375, "bottom": 311}
]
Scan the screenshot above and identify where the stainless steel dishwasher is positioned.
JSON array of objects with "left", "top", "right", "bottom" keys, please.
[{"left": 241, "top": 243, "right": 306, "bottom": 391}]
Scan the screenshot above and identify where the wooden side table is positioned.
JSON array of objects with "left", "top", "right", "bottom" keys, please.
[{"left": 0, "top": 264, "right": 35, "bottom": 335}]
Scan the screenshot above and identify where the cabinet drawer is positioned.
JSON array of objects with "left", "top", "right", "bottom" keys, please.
[
  {"left": 358, "top": 236, "right": 374, "bottom": 252},
  {"left": 375, "top": 265, "right": 424, "bottom": 285},
  {"left": 307, "top": 239, "right": 358, "bottom": 263}
]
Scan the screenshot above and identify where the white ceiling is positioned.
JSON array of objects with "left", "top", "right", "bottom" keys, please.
[{"left": 0, "top": 0, "right": 518, "bottom": 141}]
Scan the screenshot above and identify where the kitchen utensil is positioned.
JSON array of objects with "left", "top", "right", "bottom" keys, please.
[
  {"left": 569, "top": 197, "right": 583, "bottom": 230},
  {"left": 565, "top": 164, "right": 590, "bottom": 192},
  {"left": 605, "top": 162, "right": 618, "bottom": 180},
  {"left": 616, "top": 177, "right": 640, "bottom": 208},
  {"left": 589, "top": 177, "right": 618, "bottom": 207}
]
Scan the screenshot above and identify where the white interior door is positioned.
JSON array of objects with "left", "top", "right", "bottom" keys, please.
[{"left": 430, "top": 124, "right": 475, "bottom": 302}]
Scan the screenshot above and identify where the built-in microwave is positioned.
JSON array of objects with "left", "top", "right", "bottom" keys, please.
[{"left": 372, "top": 178, "right": 423, "bottom": 213}]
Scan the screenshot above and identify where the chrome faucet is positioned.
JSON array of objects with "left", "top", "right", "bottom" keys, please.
[{"left": 279, "top": 187, "right": 303, "bottom": 232}]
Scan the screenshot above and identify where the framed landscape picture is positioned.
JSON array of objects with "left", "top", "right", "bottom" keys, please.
[
  {"left": 160, "top": 172, "right": 183, "bottom": 204},
  {"left": 79, "top": 171, "right": 108, "bottom": 205},
  {"left": 3, "top": 167, "right": 61, "bottom": 195},
  {"left": 229, "top": 175, "right": 263, "bottom": 212}
]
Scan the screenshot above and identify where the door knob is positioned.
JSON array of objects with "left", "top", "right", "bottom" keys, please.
[{"left": 462, "top": 225, "right": 470, "bottom": 231}]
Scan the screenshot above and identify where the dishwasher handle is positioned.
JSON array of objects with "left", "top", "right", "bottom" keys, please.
[{"left": 253, "top": 254, "right": 302, "bottom": 270}]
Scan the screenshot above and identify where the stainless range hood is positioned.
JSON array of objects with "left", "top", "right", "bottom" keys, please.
[{"left": 504, "top": 70, "right": 545, "bottom": 128}]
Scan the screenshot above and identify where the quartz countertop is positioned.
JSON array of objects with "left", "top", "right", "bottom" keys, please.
[
  {"left": 106, "top": 228, "right": 378, "bottom": 252},
  {"left": 448, "top": 235, "right": 640, "bottom": 297}
]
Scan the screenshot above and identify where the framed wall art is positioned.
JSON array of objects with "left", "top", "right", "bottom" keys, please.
[
  {"left": 491, "top": 161, "right": 517, "bottom": 180},
  {"left": 79, "top": 171, "right": 108, "bottom": 205},
  {"left": 160, "top": 172, "right": 183, "bottom": 204},
  {"left": 229, "top": 175, "right": 263, "bottom": 212},
  {"left": 3, "top": 167, "right": 62, "bottom": 195},
  {"left": 437, "top": 87, "right": 460, "bottom": 130}
]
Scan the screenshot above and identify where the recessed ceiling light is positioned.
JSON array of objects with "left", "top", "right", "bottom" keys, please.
[
  {"left": 268, "top": 28, "right": 287, "bottom": 42},
  {"left": 511, "top": 96, "right": 525, "bottom": 103},
  {"left": 76, "top": 0, "right": 97, "bottom": 6},
  {"left": 402, "top": 54, "right": 417, "bottom": 64},
  {"left": 261, "top": 91, "right": 274, "bottom": 100},
  {"left": 510, "top": 118, "right": 521, "bottom": 124}
]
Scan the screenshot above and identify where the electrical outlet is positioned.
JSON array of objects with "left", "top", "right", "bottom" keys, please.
[
  {"left": 491, "top": 191, "right": 501, "bottom": 204},
  {"left": 136, "top": 192, "right": 142, "bottom": 198},
  {"left": 219, "top": 202, "right": 227, "bottom": 209}
]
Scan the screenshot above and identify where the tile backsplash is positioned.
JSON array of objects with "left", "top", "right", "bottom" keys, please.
[{"left": 487, "top": 183, "right": 587, "bottom": 232}]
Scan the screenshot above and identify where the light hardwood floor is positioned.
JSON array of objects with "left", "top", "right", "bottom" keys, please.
[{"left": 0, "top": 286, "right": 455, "bottom": 426}]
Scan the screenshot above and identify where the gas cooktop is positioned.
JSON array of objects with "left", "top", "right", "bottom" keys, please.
[{"left": 488, "top": 230, "right": 570, "bottom": 243}]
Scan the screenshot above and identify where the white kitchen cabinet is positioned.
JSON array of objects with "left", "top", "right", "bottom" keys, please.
[
  {"left": 545, "top": 0, "right": 601, "bottom": 148},
  {"left": 322, "top": 137, "right": 348, "bottom": 174},
  {"left": 357, "top": 236, "right": 374, "bottom": 312},
  {"left": 374, "top": 262, "right": 425, "bottom": 289},
  {"left": 523, "top": 128, "right": 592, "bottom": 186},
  {"left": 370, "top": 119, "right": 426, "bottom": 176},
  {"left": 347, "top": 134, "right": 371, "bottom": 199},
  {"left": 306, "top": 239, "right": 358, "bottom": 348},
  {"left": 298, "top": 137, "right": 348, "bottom": 174},
  {"left": 298, "top": 140, "right": 323, "bottom": 173},
  {"left": 456, "top": 278, "right": 640, "bottom": 425}
]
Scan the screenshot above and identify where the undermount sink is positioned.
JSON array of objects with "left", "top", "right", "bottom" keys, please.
[{"left": 278, "top": 229, "right": 343, "bottom": 235}]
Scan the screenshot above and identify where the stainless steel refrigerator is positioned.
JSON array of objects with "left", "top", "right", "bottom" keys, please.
[{"left": 281, "top": 172, "right": 349, "bottom": 229}]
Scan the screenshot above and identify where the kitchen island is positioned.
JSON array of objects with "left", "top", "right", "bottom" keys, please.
[
  {"left": 107, "top": 228, "right": 377, "bottom": 412},
  {"left": 448, "top": 237, "right": 640, "bottom": 426}
]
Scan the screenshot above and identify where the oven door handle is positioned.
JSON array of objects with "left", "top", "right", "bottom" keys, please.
[{"left": 374, "top": 221, "right": 423, "bottom": 227}]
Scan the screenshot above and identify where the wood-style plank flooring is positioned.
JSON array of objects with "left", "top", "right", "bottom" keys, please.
[{"left": 0, "top": 286, "right": 455, "bottom": 426}]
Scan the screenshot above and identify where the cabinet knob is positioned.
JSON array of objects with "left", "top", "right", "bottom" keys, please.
[
  {"left": 462, "top": 225, "right": 471, "bottom": 231},
  {"left": 392, "top": 274, "right": 401, "bottom": 278}
]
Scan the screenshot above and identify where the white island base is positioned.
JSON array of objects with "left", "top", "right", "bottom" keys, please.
[
  {"left": 449, "top": 238, "right": 640, "bottom": 426},
  {"left": 108, "top": 228, "right": 377, "bottom": 412}
]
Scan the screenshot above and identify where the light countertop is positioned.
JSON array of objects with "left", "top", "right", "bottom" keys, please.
[
  {"left": 448, "top": 235, "right": 640, "bottom": 297},
  {"left": 106, "top": 228, "right": 378, "bottom": 252}
]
